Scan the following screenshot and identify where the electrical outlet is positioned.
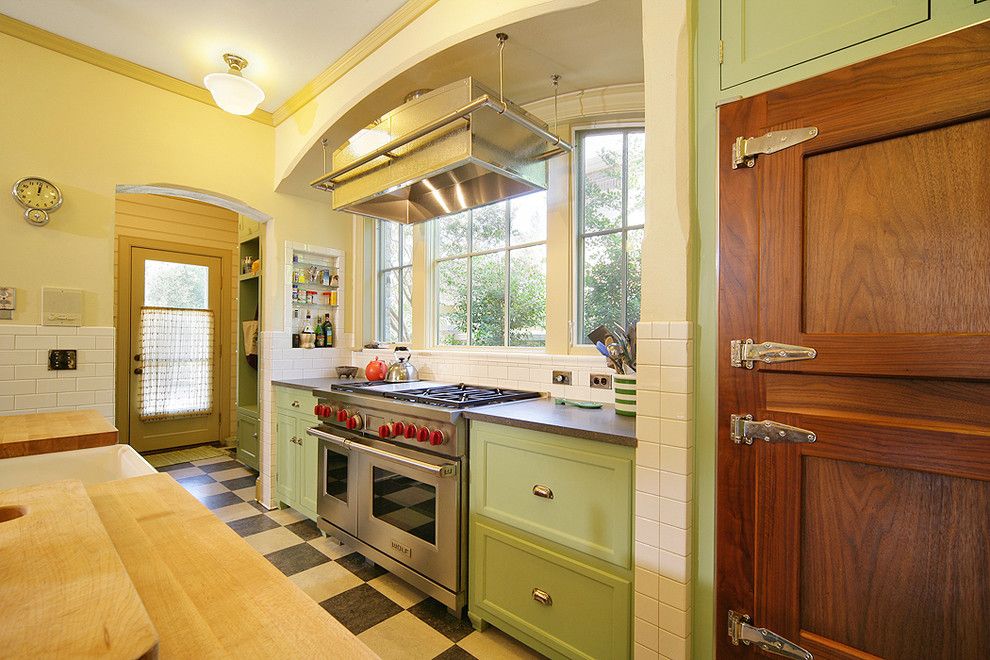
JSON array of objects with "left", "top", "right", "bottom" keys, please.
[
  {"left": 590, "top": 373, "right": 612, "bottom": 389},
  {"left": 552, "top": 370, "right": 572, "bottom": 385},
  {"left": 48, "top": 349, "right": 77, "bottom": 371}
]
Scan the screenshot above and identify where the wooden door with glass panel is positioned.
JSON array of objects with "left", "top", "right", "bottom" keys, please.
[
  {"left": 128, "top": 247, "right": 222, "bottom": 452},
  {"left": 717, "top": 24, "right": 990, "bottom": 660}
]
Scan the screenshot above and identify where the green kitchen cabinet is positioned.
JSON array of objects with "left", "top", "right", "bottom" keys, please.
[
  {"left": 468, "top": 422, "right": 635, "bottom": 660},
  {"left": 720, "top": 0, "right": 930, "bottom": 88},
  {"left": 236, "top": 409, "right": 260, "bottom": 471},
  {"left": 274, "top": 386, "right": 319, "bottom": 521}
]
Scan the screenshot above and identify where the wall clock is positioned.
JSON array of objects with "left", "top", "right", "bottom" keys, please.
[{"left": 12, "top": 176, "right": 62, "bottom": 226}]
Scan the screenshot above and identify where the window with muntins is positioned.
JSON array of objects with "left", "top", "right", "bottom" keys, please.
[
  {"left": 434, "top": 192, "right": 547, "bottom": 347},
  {"left": 576, "top": 127, "right": 644, "bottom": 343},
  {"left": 378, "top": 220, "right": 412, "bottom": 343}
]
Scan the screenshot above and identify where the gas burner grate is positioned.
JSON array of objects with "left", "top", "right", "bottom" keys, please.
[{"left": 384, "top": 383, "right": 541, "bottom": 409}]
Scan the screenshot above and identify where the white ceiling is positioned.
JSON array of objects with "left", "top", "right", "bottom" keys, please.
[{"left": 0, "top": 0, "right": 408, "bottom": 111}]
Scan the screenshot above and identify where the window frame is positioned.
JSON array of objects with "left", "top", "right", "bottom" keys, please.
[
  {"left": 574, "top": 124, "right": 646, "bottom": 345},
  {"left": 432, "top": 195, "right": 548, "bottom": 348},
  {"left": 376, "top": 220, "right": 413, "bottom": 344}
]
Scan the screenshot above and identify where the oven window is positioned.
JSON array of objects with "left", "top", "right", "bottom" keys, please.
[
  {"left": 372, "top": 467, "right": 437, "bottom": 545},
  {"left": 325, "top": 446, "right": 350, "bottom": 503}
]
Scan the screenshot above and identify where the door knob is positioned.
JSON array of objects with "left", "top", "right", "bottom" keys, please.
[{"left": 133, "top": 367, "right": 143, "bottom": 375}]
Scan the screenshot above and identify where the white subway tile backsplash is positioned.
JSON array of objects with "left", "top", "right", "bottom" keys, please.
[
  {"left": 0, "top": 350, "right": 38, "bottom": 365},
  {"left": 659, "top": 576, "right": 692, "bottom": 611},
  {"left": 659, "top": 340, "right": 692, "bottom": 367},
  {"left": 14, "top": 336, "right": 56, "bottom": 350},
  {"left": 58, "top": 391, "right": 96, "bottom": 406},
  {"left": 0, "top": 380, "right": 36, "bottom": 395},
  {"left": 636, "top": 593, "right": 661, "bottom": 626},
  {"left": 660, "top": 446, "right": 693, "bottom": 475},
  {"left": 0, "top": 326, "right": 115, "bottom": 421},
  {"left": 15, "top": 393, "right": 57, "bottom": 409},
  {"left": 58, "top": 335, "right": 96, "bottom": 349}
]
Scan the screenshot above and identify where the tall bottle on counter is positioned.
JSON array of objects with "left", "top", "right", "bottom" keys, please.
[
  {"left": 323, "top": 313, "right": 334, "bottom": 347},
  {"left": 314, "top": 314, "right": 325, "bottom": 348}
]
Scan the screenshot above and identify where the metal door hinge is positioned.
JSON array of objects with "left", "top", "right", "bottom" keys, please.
[
  {"left": 729, "top": 611, "right": 812, "bottom": 659},
  {"left": 731, "top": 338, "right": 817, "bottom": 369},
  {"left": 730, "top": 414, "right": 816, "bottom": 445},
  {"left": 732, "top": 127, "right": 818, "bottom": 169}
]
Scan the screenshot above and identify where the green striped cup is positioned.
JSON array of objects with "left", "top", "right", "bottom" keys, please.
[{"left": 613, "top": 375, "right": 636, "bottom": 417}]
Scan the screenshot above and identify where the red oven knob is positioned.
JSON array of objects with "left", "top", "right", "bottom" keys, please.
[
  {"left": 392, "top": 421, "right": 405, "bottom": 436},
  {"left": 429, "top": 430, "right": 446, "bottom": 446},
  {"left": 325, "top": 405, "right": 336, "bottom": 418},
  {"left": 416, "top": 427, "right": 431, "bottom": 443},
  {"left": 336, "top": 409, "right": 349, "bottom": 422},
  {"left": 404, "top": 424, "right": 418, "bottom": 439},
  {"left": 346, "top": 414, "right": 363, "bottom": 431},
  {"left": 378, "top": 424, "right": 392, "bottom": 439},
  {"left": 314, "top": 403, "right": 322, "bottom": 416}
]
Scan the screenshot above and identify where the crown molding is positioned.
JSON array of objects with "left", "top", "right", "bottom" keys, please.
[
  {"left": 0, "top": 13, "right": 274, "bottom": 125},
  {"left": 523, "top": 83, "right": 646, "bottom": 124},
  {"left": 270, "top": 0, "right": 440, "bottom": 126}
]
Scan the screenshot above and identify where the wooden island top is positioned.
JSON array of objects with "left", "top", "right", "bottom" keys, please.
[
  {"left": 86, "top": 473, "right": 377, "bottom": 659},
  {"left": 0, "top": 410, "right": 117, "bottom": 459}
]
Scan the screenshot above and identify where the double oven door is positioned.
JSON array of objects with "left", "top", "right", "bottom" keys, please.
[{"left": 312, "top": 426, "right": 461, "bottom": 591}]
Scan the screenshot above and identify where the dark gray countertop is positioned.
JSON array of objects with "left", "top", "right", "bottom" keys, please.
[
  {"left": 272, "top": 379, "right": 637, "bottom": 447},
  {"left": 271, "top": 377, "right": 367, "bottom": 393},
  {"left": 464, "top": 399, "right": 637, "bottom": 447}
]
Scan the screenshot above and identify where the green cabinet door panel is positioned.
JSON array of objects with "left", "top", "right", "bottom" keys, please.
[
  {"left": 297, "top": 417, "right": 320, "bottom": 519},
  {"left": 470, "top": 518, "right": 631, "bottom": 660},
  {"left": 275, "top": 386, "right": 317, "bottom": 414},
  {"left": 275, "top": 410, "right": 297, "bottom": 505},
  {"left": 721, "top": 0, "right": 930, "bottom": 88},
  {"left": 471, "top": 422, "right": 633, "bottom": 568},
  {"left": 236, "top": 412, "right": 259, "bottom": 471}
]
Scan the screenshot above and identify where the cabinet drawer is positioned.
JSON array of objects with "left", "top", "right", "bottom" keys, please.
[
  {"left": 470, "top": 519, "right": 630, "bottom": 660},
  {"left": 471, "top": 422, "right": 633, "bottom": 568},
  {"left": 275, "top": 386, "right": 316, "bottom": 415}
]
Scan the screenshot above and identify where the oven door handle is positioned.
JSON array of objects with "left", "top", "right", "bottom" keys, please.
[
  {"left": 308, "top": 426, "right": 350, "bottom": 450},
  {"left": 307, "top": 427, "right": 458, "bottom": 478}
]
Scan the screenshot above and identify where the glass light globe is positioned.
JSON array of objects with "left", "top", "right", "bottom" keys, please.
[{"left": 204, "top": 55, "right": 265, "bottom": 115}]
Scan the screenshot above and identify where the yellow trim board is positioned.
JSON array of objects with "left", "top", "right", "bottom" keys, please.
[
  {"left": 0, "top": 0, "right": 438, "bottom": 129},
  {"left": 0, "top": 13, "right": 274, "bottom": 125},
  {"left": 270, "top": 0, "right": 439, "bottom": 125}
]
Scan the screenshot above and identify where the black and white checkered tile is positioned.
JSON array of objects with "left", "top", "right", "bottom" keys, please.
[{"left": 158, "top": 453, "right": 542, "bottom": 660}]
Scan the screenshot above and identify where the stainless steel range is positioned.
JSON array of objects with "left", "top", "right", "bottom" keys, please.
[{"left": 306, "top": 381, "right": 541, "bottom": 612}]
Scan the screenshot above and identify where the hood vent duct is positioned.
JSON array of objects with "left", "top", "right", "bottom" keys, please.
[{"left": 311, "top": 35, "right": 572, "bottom": 224}]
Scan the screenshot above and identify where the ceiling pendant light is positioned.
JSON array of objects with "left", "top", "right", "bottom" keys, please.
[{"left": 204, "top": 53, "right": 265, "bottom": 116}]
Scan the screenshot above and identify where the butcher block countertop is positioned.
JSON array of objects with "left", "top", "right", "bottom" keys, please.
[
  {"left": 0, "top": 480, "right": 159, "bottom": 659},
  {"left": 86, "top": 473, "right": 377, "bottom": 659},
  {"left": 0, "top": 410, "right": 117, "bottom": 459}
]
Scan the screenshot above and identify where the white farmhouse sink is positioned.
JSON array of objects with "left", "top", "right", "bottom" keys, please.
[{"left": 0, "top": 445, "right": 156, "bottom": 490}]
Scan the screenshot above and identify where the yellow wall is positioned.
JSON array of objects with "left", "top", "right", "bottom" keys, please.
[{"left": 0, "top": 33, "right": 352, "bottom": 332}]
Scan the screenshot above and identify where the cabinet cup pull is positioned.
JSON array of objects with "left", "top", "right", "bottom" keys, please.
[
  {"left": 292, "top": 400, "right": 300, "bottom": 408},
  {"left": 532, "top": 588, "right": 553, "bottom": 606},
  {"left": 532, "top": 484, "right": 554, "bottom": 499}
]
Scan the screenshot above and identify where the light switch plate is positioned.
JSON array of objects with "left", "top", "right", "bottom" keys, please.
[
  {"left": 0, "top": 287, "right": 14, "bottom": 310},
  {"left": 42, "top": 287, "right": 83, "bottom": 326}
]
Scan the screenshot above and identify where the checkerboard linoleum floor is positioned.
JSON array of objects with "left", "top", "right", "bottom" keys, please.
[{"left": 158, "top": 453, "right": 543, "bottom": 660}]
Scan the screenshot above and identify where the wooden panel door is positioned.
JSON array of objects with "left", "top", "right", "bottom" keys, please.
[
  {"left": 720, "top": 0, "right": 929, "bottom": 88},
  {"left": 717, "top": 23, "right": 990, "bottom": 660}
]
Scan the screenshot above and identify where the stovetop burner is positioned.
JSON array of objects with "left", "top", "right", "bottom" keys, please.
[
  {"left": 386, "top": 383, "right": 542, "bottom": 408},
  {"left": 330, "top": 381, "right": 541, "bottom": 409}
]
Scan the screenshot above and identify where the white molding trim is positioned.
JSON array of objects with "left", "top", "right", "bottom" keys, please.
[
  {"left": 523, "top": 83, "right": 645, "bottom": 124},
  {"left": 114, "top": 184, "right": 272, "bottom": 222}
]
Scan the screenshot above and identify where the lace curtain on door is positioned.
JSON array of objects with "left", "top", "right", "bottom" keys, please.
[{"left": 139, "top": 306, "right": 214, "bottom": 421}]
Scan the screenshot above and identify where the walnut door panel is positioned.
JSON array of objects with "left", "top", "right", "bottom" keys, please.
[
  {"left": 718, "top": 23, "right": 990, "bottom": 660},
  {"left": 803, "top": 118, "right": 990, "bottom": 335}
]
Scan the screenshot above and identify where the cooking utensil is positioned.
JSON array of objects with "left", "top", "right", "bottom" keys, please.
[
  {"left": 335, "top": 366, "right": 359, "bottom": 379},
  {"left": 596, "top": 340, "right": 621, "bottom": 373},
  {"left": 587, "top": 324, "right": 613, "bottom": 348},
  {"left": 385, "top": 346, "right": 420, "bottom": 382}
]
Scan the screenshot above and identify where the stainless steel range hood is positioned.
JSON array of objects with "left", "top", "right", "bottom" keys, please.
[{"left": 310, "top": 78, "right": 572, "bottom": 224}]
